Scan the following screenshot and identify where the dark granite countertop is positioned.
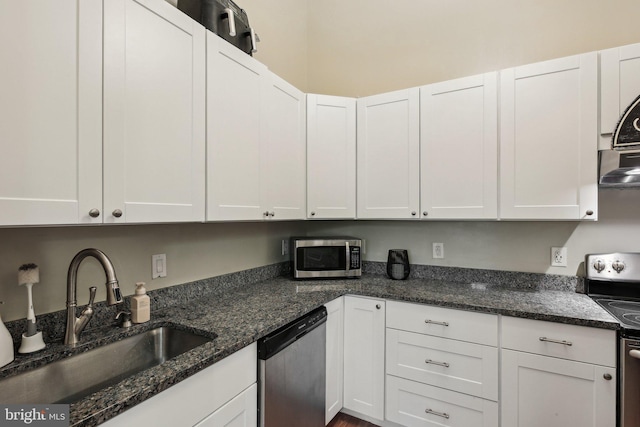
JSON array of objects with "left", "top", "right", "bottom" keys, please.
[{"left": 0, "top": 270, "right": 619, "bottom": 426}]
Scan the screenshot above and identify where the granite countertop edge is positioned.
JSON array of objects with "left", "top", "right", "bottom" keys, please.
[{"left": 2, "top": 272, "right": 621, "bottom": 427}]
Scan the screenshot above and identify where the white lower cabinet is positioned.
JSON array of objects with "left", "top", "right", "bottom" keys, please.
[
  {"left": 386, "top": 375, "right": 499, "bottom": 427},
  {"left": 501, "top": 317, "right": 616, "bottom": 427},
  {"left": 343, "top": 296, "right": 386, "bottom": 421},
  {"left": 325, "top": 297, "right": 344, "bottom": 425},
  {"left": 385, "top": 301, "right": 499, "bottom": 427},
  {"left": 101, "top": 343, "right": 257, "bottom": 427},
  {"left": 195, "top": 384, "right": 257, "bottom": 427},
  {"left": 502, "top": 350, "right": 616, "bottom": 427}
]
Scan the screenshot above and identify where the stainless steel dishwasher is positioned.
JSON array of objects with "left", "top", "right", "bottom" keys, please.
[{"left": 258, "top": 306, "right": 327, "bottom": 427}]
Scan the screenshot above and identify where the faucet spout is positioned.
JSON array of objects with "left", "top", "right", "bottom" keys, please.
[{"left": 65, "top": 248, "right": 123, "bottom": 346}]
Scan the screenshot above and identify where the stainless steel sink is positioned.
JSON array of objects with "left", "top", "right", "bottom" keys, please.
[{"left": 0, "top": 326, "right": 213, "bottom": 404}]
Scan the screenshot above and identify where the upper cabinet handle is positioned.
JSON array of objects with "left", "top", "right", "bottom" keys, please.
[
  {"left": 223, "top": 8, "right": 236, "bottom": 37},
  {"left": 112, "top": 209, "right": 123, "bottom": 218}
]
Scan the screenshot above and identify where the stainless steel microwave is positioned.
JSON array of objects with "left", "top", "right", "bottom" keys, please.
[{"left": 291, "top": 237, "right": 362, "bottom": 279}]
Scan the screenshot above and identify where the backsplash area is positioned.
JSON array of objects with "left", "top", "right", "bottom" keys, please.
[{"left": 5, "top": 260, "right": 580, "bottom": 345}]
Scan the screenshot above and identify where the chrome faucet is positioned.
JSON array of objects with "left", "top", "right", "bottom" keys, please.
[{"left": 65, "top": 248, "right": 123, "bottom": 346}]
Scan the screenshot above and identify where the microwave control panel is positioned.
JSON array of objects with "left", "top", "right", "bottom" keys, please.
[{"left": 350, "top": 246, "right": 361, "bottom": 269}]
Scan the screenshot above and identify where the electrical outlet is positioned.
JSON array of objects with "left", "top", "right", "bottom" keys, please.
[
  {"left": 281, "top": 239, "right": 289, "bottom": 256},
  {"left": 551, "top": 247, "right": 567, "bottom": 267},
  {"left": 433, "top": 243, "right": 444, "bottom": 259},
  {"left": 152, "top": 254, "right": 167, "bottom": 278}
]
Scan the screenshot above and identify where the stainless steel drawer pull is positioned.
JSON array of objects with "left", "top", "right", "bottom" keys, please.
[
  {"left": 425, "top": 319, "right": 449, "bottom": 327},
  {"left": 539, "top": 337, "right": 572, "bottom": 346},
  {"left": 425, "top": 409, "right": 450, "bottom": 419},
  {"left": 425, "top": 359, "right": 450, "bottom": 368}
]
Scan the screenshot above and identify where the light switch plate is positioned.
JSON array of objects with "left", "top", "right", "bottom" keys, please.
[
  {"left": 433, "top": 243, "right": 444, "bottom": 259},
  {"left": 152, "top": 254, "right": 167, "bottom": 278}
]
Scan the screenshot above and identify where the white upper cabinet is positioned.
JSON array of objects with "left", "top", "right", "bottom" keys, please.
[
  {"left": 500, "top": 53, "right": 598, "bottom": 220},
  {"left": 357, "top": 88, "right": 420, "bottom": 219},
  {"left": 420, "top": 73, "right": 498, "bottom": 220},
  {"left": 207, "top": 36, "right": 305, "bottom": 221},
  {"left": 103, "top": 0, "right": 206, "bottom": 224},
  {"left": 207, "top": 34, "right": 268, "bottom": 221},
  {"left": 307, "top": 95, "right": 357, "bottom": 219},
  {"left": 263, "top": 73, "right": 306, "bottom": 220},
  {"left": 600, "top": 43, "right": 640, "bottom": 149},
  {"left": 0, "top": 0, "right": 103, "bottom": 226}
]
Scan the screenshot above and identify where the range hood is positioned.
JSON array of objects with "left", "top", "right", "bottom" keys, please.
[
  {"left": 599, "top": 94, "right": 640, "bottom": 189},
  {"left": 599, "top": 150, "right": 640, "bottom": 188}
]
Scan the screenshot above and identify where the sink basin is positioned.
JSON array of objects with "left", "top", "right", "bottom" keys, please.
[{"left": 0, "top": 326, "right": 213, "bottom": 404}]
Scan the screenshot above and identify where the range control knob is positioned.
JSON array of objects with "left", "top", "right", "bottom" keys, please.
[
  {"left": 593, "top": 259, "right": 606, "bottom": 273},
  {"left": 612, "top": 260, "right": 626, "bottom": 273}
]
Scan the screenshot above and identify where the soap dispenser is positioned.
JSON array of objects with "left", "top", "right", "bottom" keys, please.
[
  {"left": 0, "top": 302, "right": 15, "bottom": 368},
  {"left": 131, "top": 282, "right": 150, "bottom": 324}
]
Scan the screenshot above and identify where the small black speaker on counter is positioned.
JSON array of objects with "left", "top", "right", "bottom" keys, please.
[{"left": 387, "top": 249, "right": 410, "bottom": 280}]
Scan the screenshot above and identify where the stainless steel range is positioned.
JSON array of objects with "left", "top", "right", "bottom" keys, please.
[{"left": 586, "top": 252, "right": 640, "bottom": 427}]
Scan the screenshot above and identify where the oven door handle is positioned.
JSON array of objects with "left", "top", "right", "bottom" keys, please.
[{"left": 629, "top": 349, "right": 640, "bottom": 359}]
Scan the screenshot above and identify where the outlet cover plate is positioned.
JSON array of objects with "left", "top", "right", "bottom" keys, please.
[{"left": 551, "top": 247, "right": 567, "bottom": 267}]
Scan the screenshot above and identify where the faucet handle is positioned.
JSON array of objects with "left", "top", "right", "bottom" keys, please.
[
  {"left": 87, "top": 286, "right": 97, "bottom": 307},
  {"left": 115, "top": 311, "right": 132, "bottom": 328}
]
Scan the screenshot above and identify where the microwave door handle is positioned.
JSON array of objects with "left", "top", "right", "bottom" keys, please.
[
  {"left": 345, "top": 242, "right": 350, "bottom": 271},
  {"left": 223, "top": 8, "right": 237, "bottom": 37}
]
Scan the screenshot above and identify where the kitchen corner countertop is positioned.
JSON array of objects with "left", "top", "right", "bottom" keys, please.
[{"left": 3, "top": 273, "right": 619, "bottom": 426}]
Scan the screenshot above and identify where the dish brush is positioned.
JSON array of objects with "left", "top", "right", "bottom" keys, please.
[{"left": 18, "top": 263, "right": 45, "bottom": 353}]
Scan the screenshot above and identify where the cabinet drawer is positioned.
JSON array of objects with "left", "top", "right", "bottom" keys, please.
[
  {"left": 386, "top": 301, "right": 498, "bottom": 346},
  {"left": 386, "top": 329, "right": 498, "bottom": 401},
  {"left": 386, "top": 375, "right": 499, "bottom": 427},
  {"left": 501, "top": 316, "right": 616, "bottom": 367}
]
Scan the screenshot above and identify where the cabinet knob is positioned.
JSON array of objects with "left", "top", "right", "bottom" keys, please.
[
  {"left": 586, "top": 210, "right": 594, "bottom": 216},
  {"left": 376, "top": 304, "right": 381, "bottom": 309},
  {"left": 268, "top": 212, "right": 275, "bottom": 217},
  {"left": 603, "top": 373, "right": 612, "bottom": 381},
  {"left": 263, "top": 211, "right": 269, "bottom": 217},
  {"left": 89, "top": 209, "right": 100, "bottom": 218},
  {"left": 423, "top": 211, "right": 428, "bottom": 217},
  {"left": 310, "top": 211, "right": 316, "bottom": 216},
  {"left": 411, "top": 211, "right": 417, "bottom": 216},
  {"left": 112, "top": 209, "right": 123, "bottom": 218}
]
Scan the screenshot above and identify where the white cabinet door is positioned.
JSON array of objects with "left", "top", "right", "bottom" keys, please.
[
  {"left": 600, "top": 43, "right": 640, "bottom": 148},
  {"left": 0, "top": 0, "right": 102, "bottom": 226},
  {"left": 343, "top": 296, "right": 385, "bottom": 421},
  {"left": 500, "top": 53, "right": 598, "bottom": 220},
  {"left": 104, "top": 0, "right": 205, "bottom": 223},
  {"left": 195, "top": 384, "right": 257, "bottom": 427},
  {"left": 420, "top": 73, "right": 498, "bottom": 219},
  {"left": 325, "top": 297, "right": 344, "bottom": 425},
  {"left": 357, "top": 88, "right": 420, "bottom": 219},
  {"left": 263, "top": 73, "right": 306, "bottom": 220},
  {"left": 207, "top": 34, "right": 268, "bottom": 221},
  {"left": 307, "top": 94, "right": 357, "bottom": 219},
  {"left": 502, "top": 349, "right": 616, "bottom": 427}
]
